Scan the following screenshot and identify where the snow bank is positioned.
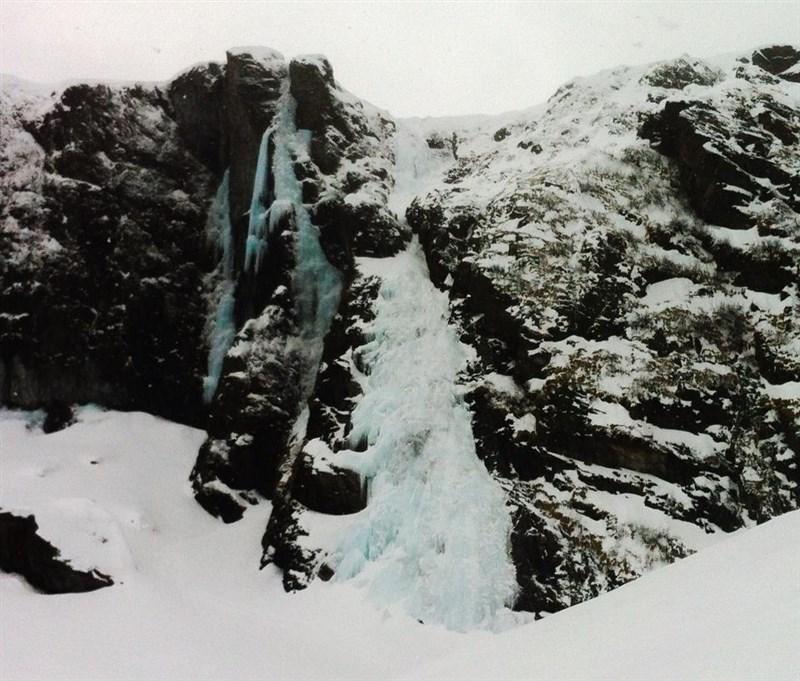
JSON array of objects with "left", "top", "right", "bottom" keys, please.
[
  {"left": 409, "top": 509, "right": 800, "bottom": 681},
  {"left": 2, "top": 408, "right": 798, "bottom": 680}
]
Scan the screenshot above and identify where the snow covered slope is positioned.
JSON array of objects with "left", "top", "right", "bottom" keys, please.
[
  {"left": 262, "top": 47, "right": 799, "bottom": 620},
  {"left": 1, "top": 407, "right": 798, "bottom": 680},
  {"left": 409, "top": 507, "right": 800, "bottom": 681}
]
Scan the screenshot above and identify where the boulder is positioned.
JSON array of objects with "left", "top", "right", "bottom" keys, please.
[
  {"left": 293, "top": 452, "right": 365, "bottom": 515},
  {"left": 0, "top": 511, "right": 113, "bottom": 594}
]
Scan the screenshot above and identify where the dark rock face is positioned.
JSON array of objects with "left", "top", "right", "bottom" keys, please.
[
  {"left": 261, "top": 495, "right": 314, "bottom": 591},
  {"left": 223, "top": 50, "right": 287, "bottom": 275},
  {"left": 290, "top": 56, "right": 343, "bottom": 172},
  {"left": 292, "top": 454, "right": 365, "bottom": 515},
  {"left": 0, "top": 511, "right": 113, "bottom": 594},
  {"left": 639, "top": 98, "right": 800, "bottom": 231},
  {"left": 752, "top": 45, "right": 800, "bottom": 82},
  {"left": 306, "top": 274, "right": 379, "bottom": 449},
  {"left": 289, "top": 55, "right": 409, "bottom": 261},
  {"left": 314, "top": 197, "right": 408, "bottom": 264},
  {"left": 1, "top": 82, "right": 214, "bottom": 425},
  {"left": 407, "top": 196, "right": 479, "bottom": 288},
  {"left": 42, "top": 401, "right": 75, "bottom": 434},
  {"left": 169, "top": 63, "right": 227, "bottom": 174}
]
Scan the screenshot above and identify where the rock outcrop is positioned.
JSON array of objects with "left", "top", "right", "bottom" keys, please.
[
  {"left": 1, "top": 79, "right": 213, "bottom": 424},
  {"left": 751, "top": 45, "right": 800, "bottom": 82},
  {"left": 187, "top": 50, "right": 406, "bottom": 535},
  {"left": 403, "top": 50, "right": 799, "bottom": 613},
  {"left": 0, "top": 511, "right": 113, "bottom": 594}
]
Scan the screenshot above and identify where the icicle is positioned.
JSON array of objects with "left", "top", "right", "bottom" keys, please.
[
  {"left": 216, "top": 171, "right": 235, "bottom": 280},
  {"left": 202, "top": 171, "right": 237, "bottom": 404}
]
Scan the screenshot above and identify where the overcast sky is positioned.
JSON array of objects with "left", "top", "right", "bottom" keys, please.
[{"left": 2, "top": 2, "right": 799, "bottom": 117}]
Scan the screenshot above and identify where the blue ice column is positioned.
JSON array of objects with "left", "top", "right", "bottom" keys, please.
[
  {"left": 244, "top": 128, "right": 273, "bottom": 273},
  {"left": 271, "top": 101, "right": 343, "bottom": 367},
  {"left": 202, "top": 171, "right": 237, "bottom": 404}
]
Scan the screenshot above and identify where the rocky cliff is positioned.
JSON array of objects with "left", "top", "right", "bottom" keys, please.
[{"left": 1, "top": 44, "right": 798, "bottom": 624}]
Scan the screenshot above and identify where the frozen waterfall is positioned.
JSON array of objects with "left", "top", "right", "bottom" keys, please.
[
  {"left": 207, "top": 96, "right": 343, "bottom": 403},
  {"left": 334, "top": 246, "right": 518, "bottom": 631},
  {"left": 332, "top": 123, "right": 518, "bottom": 631},
  {"left": 270, "top": 99, "right": 343, "bottom": 370},
  {"left": 202, "top": 171, "right": 237, "bottom": 404},
  {"left": 244, "top": 128, "right": 272, "bottom": 273},
  {"left": 244, "top": 96, "right": 342, "bottom": 349}
]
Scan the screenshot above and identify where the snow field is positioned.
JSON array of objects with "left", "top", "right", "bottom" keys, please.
[{"left": 2, "top": 407, "right": 798, "bottom": 680}]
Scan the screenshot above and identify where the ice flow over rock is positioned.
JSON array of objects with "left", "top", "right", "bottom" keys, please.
[
  {"left": 203, "top": 170, "right": 237, "bottom": 403},
  {"left": 334, "top": 246, "right": 518, "bottom": 630},
  {"left": 328, "top": 124, "right": 517, "bottom": 630},
  {"left": 204, "top": 92, "right": 343, "bottom": 403}
]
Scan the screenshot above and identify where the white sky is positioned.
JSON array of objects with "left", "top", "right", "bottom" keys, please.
[{"left": 2, "top": 2, "right": 799, "bottom": 117}]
